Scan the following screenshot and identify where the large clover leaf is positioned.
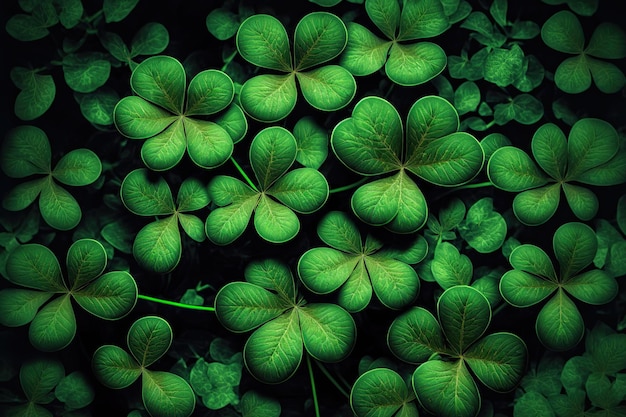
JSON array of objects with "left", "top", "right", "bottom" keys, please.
[
  {"left": 350, "top": 367, "right": 419, "bottom": 417},
  {"left": 297, "top": 211, "right": 427, "bottom": 312},
  {"left": 331, "top": 95, "right": 484, "bottom": 233},
  {"left": 488, "top": 118, "right": 625, "bottom": 226},
  {"left": 387, "top": 285, "right": 527, "bottom": 417},
  {"left": 541, "top": 10, "right": 626, "bottom": 93},
  {"left": 114, "top": 55, "right": 247, "bottom": 171},
  {"left": 214, "top": 259, "right": 356, "bottom": 384},
  {"left": 205, "top": 126, "right": 329, "bottom": 245},
  {"left": 1, "top": 125, "right": 102, "bottom": 231},
  {"left": 92, "top": 316, "right": 196, "bottom": 417},
  {"left": 499, "top": 222, "right": 619, "bottom": 351},
  {"left": 120, "top": 168, "right": 209, "bottom": 273},
  {"left": 236, "top": 12, "right": 356, "bottom": 122},
  {"left": 340, "top": 0, "right": 448, "bottom": 86},
  {"left": 0, "top": 239, "right": 137, "bottom": 351}
]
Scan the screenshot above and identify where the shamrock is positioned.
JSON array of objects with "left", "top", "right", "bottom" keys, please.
[
  {"left": 499, "top": 222, "right": 619, "bottom": 351},
  {"left": 1, "top": 125, "right": 102, "bottom": 231},
  {"left": 331, "top": 95, "right": 484, "bottom": 233},
  {"left": 235, "top": 12, "right": 356, "bottom": 122},
  {"left": 340, "top": 0, "right": 449, "bottom": 86},
  {"left": 205, "top": 126, "right": 329, "bottom": 245},
  {"left": 113, "top": 55, "right": 247, "bottom": 171},
  {"left": 92, "top": 316, "right": 196, "bottom": 417},
  {"left": 297, "top": 211, "right": 427, "bottom": 312},
  {"left": 120, "top": 168, "right": 209, "bottom": 273},
  {"left": 488, "top": 118, "right": 626, "bottom": 226},
  {"left": 0, "top": 239, "right": 137, "bottom": 351},
  {"left": 214, "top": 259, "right": 356, "bottom": 384},
  {"left": 541, "top": 10, "right": 626, "bottom": 93},
  {"left": 387, "top": 285, "right": 527, "bottom": 417}
]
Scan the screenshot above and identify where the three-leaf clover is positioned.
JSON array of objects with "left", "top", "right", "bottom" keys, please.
[
  {"left": 0, "top": 239, "right": 138, "bottom": 351},
  {"left": 387, "top": 285, "right": 527, "bottom": 417},
  {"left": 236, "top": 12, "right": 356, "bottom": 122},
  {"left": 541, "top": 10, "right": 626, "bottom": 93},
  {"left": 297, "top": 211, "right": 427, "bottom": 312},
  {"left": 120, "top": 168, "right": 209, "bottom": 273},
  {"left": 205, "top": 126, "right": 329, "bottom": 245},
  {"left": 488, "top": 118, "right": 625, "bottom": 226},
  {"left": 1, "top": 125, "right": 102, "bottom": 231},
  {"left": 331, "top": 95, "right": 484, "bottom": 233},
  {"left": 114, "top": 55, "right": 247, "bottom": 171},
  {"left": 92, "top": 316, "right": 196, "bottom": 417},
  {"left": 499, "top": 222, "right": 619, "bottom": 351},
  {"left": 340, "top": 0, "right": 448, "bottom": 86},
  {"left": 214, "top": 259, "right": 356, "bottom": 384}
]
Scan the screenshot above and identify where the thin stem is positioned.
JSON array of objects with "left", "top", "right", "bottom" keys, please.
[
  {"left": 137, "top": 294, "right": 215, "bottom": 312},
  {"left": 314, "top": 361, "right": 350, "bottom": 399},
  {"left": 492, "top": 302, "right": 507, "bottom": 316},
  {"left": 455, "top": 181, "right": 493, "bottom": 190},
  {"left": 85, "top": 9, "right": 103, "bottom": 23},
  {"left": 329, "top": 177, "right": 368, "bottom": 194},
  {"left": 230, "top": 156, "right": 259, "bottom": 192},
  {"left": 221, "top": 49, "right": 238, "bottom": 72},
  {"left": 306, "top": 355, "right": 321, "bottom": 417},
  {"left": 485, "top": 120, "right": 496, "bottom": 130}
]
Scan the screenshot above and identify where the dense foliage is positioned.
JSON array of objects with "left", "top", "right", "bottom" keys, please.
[{"left": 1, "top": 0, "right": 625, "bottom": 416}]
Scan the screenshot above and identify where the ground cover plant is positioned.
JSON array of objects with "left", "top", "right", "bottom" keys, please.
[{"left": 1, "top": 0, "right": 625, "bottom": 416}]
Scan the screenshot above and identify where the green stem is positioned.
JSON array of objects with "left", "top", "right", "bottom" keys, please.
[
  {"left": 137, "top": 294, "right": 215, "bottom": 312},
  {"left": 221, "top": 49, "right": 238, "bottom": 72},
  {"left": 306, "top": 355, "right": 321, "bottom": 417},
  {"left": 230, "top": 156, "right": 259, "bottom": 192},
  {"left": 485, "top": 120, "right": 496, "bottom": 130},
  {"left": 329, "top": 177, "right": 368, "bottom": 194},
  {"left": 455, "top": 181, "right": 493, "bottom": 190},
  {"left": 314, "top": 361, "right": 350, "bottom": 399},
  {"left": 85, "top": 9, "right": 103, "bottom": 23},
  {"left": 492, "top": 302, "right": 507, "bottom": 316}
]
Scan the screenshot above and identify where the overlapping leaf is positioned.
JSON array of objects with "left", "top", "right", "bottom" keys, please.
[
  {"left": 205, "top": 127, "right": 329, "bottom": 245},
  {"left": 1, "top": 125, "right": 102, "bottom": 230},
  {"left": 500, "top": 222, "right": 619, "bottom": 351},
  {"left": 214, "top": 259, "right": 356, "bottom": 384},
  {"left": 114, "top": 55, "right": 246, "bottom": 170},
  {"left": 120, "top": 168, "right": 209, "bottom": 272},
  {"left": 0, "top": 239, "right": 137, "bottom": 351},
  {"left": 331, "top": 95, "right": 483, "bottom": 233},
  {"left": 488, "top": 119, "right": 625, "bottom": 225},
  {"left": 387, "top": 285, "right": 527, "bottom": 417}
]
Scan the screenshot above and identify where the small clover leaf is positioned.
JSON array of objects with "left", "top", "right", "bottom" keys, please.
[
  {"left": 340, "top": 0, "right": 448, "bottom": 86},
  {"left": 100, "top": 22, "right": 170, "bottom": 70},
  {"left": 1, "top": 125, "right": 102, "bottom": 230},
  {"left": 350, "top": 368, "right": 418, "bottom": 417},
  {"left": 214, "top": 259, "right": 356, "bottom": 384},
  {"left": 236, "top": 12, "right": 355, "bottom": 122},
  {"left": 388, "top": 285, "right": 527, "bottom": 417},
  {"left": 541, "top": 10, "right": 626, "bottom": 93},
  {"left": 499, "top": 223, "right": 619, "bottom": 351},
  {"left": 55, "top": 371, "right": 95, "bottom": 410},
  {"left": 542, "top": 0, "right": 599, "bottom": 16},
  {"left": 298, "top": 211, "right": 426, "bottom": 312},
  {"left": 114, "top": 55, "right": 246, "bottom": 171},
  {"left": 458, "top": 197, "right": 508, "bottom": 253},
  {"left": 10, "top": 67, "right": 56, "bottom": 121},
  {"left": 0, "top": 239, "right": 138, "bottom": 351},
  {"left": 190, "top": 358, "right": 243, "bottom": 409},
  {"left": 92, "top": 316, "right": 196, "bottom": 417},
  {"left": 331, "top": 95, "right": 484, "bottom": 233},
  {"left": 488, "top": 119, "right": 625, "bottom": 226},
  {"left": 205, "top": 127, "right": 329, "bottom": 245},
  {"left": 120, "top": 168, "right": 210, "bottom": 273}
]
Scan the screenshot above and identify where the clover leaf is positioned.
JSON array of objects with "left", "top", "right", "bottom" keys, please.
[
  {"left": 499, "top": 222, "right": 619, "bottom": 351},
  {"left": 205, "top": 126, "right": 329, "bottom": 245},
  {"left": 297, "top": 211, "right": 426, "bottom": 312},
  {"left": 92, "top": 316, "right": 196, "bottom": 417},
  {"left": 120, "top": 168, "right": 209, "bottom": 273},
  {"left": 100, "top": 22, "right": 170, "bottom": 70},
  {"left": 235, "top": 12, "right": 355, "bottom": 122},
  {"left": 331, "top": 95, "right": 484, "bottom": 233},
  {"left": 350, "top": 367, "right": 418, "bottom": 417},
  {"left": 10, "top": 67, "right": 56, "bottom": 121},
  {"left": 488, "top": 118, "right": 625, "bottom": 226},
  {"left": 103, "top": 0, "right": 140, "bottom": 23},
  {"left": 542, "top": 0, "right": 598, "bottom": 17},
  {"left": 387, "top": 285, "right": 527, "bottom": 417},
  {"left": 1, "top": 125, "right": 102, "bottom": 231},
  {"left": 241, "top": 390, "right": 281, "bottom": 417},
  {"left": 339, "top": 0, "right": 448, "bottom": 86},
  {"left": 0, "top": 239, "right": 137, "bottom": 351},
  {"left": 458, "top": 197, "right": 508, "bottom": 253},
  {"left": 114, "top": 55, "right": 246, "bottom": 171},
  {"left": 214, "top": 259, "right": 356, "bottom": 384},
  {"left": 594, "top": 195, "right": 626, "bottom": 278},
  {"left": 190, "top": 357, "right": 242, "bottom": 410},
  {"left": 541, "top": 10, "right": 626, "bottom": 93}
]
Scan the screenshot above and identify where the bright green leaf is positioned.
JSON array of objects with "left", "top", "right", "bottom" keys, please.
[{"left": 127, "top": 316, "right": 173, "bottom": 367}]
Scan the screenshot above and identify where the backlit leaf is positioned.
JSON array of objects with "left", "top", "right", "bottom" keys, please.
[
  {"left": 236, "top": 14, "right": 292, "bottom": 71},
  {"left": 585, "top": 22, "right": 626, "bottom": 59},
  {"left": 385, "top": 42, "right": 446, "bottom": 86},
  {"left": 365, "top": 0, "right": 400, "bottom": 39},
  {"left": 297, "top": 65, "right": 356, "bottom": 111},
  {"left": 185, "top": 70, "right": 234, "bottom": 116},
  {"left": 206, "top": 8, "right": 239, "bottom": 40},
  {"left": 5, "top": 243, "right": 64, "bottom": 292},
  {"left": 294, "top": 12, "right": 347, "bottom": 71},
  {"left": 350, "top": 368, "right": 410, "bottom": 417},
  {"left": 132, "top": 216, "right": 181, "bottom": 273},
  {"left": 254, "top": 195, "right": 299, "bottom": 243},
  {"left": 567, "top": 118, "right": 619, "bottom": 179},
  {"left": 553, "top": 222, "right": 597, "bottom": 279},
  {"left": 0, "top": 289, "right": 53, "bottom": 327},
  {"left": 13, "top": 71, "right": 55, "bottom": 121},
  {"left": 130, "top": 22, "right": 169, "bottom": 57},
  {"left": 184, "top": 119, "right": 233, "bottom": 169},
  {"left": 298, "top": 248, "right": 359, "bottom": 294},
  {"left": 531, "top": 123, "right": 568, "bottom": 180},
  {"left": 387, "top": 307, "right": 444, "bottom": 363},
  {"left": 562, "top": 183, "right": 598, "bottom": 221},
  {"left": 245, "top": 259, "right": 295, "bottom": 303},
  {"left": 120, "top": 169, "right": 175, "bottom": 216},
  {"left": 339, "top": 23, "right": 390, "bottom": 76},
  {"left": 127, "top": 316, "right": 173, "bottom": 367},
  {"left": 92, "top": 345, "right": 141, "bottom": 389},
  {"left": 499, "top": 270, "right": 557, "bottom": 307},
  {"left": 509, "top": 244, "right": 557, "bottom": 281},
  {"left": 316, "top": 211, "right": 362, "bottom": 253},
  {"left": 541, "top": 11, "right": 585, "bottom": 54},
  {"left": 292, "top": 116, "right": 328, "bottom": 169},
  {"left": 298, "top": 303, "right": 356, "bottom": 362},
  {"left": 554, "top": 55, "right": 591, "bottom": 94},
  {"left": 52, "top": 149, "right": 101, "bottom": 187},
  {"left": 458, "top": 198, "right": 507, "bottom": 253},
  {"left": 131, "top": 56, "right": 185, "bottom": 114},
  {"left": 536, "top": 289, "right": 584, "bottom": 351},
  {"left": 563, "top": 269, "right": 617, "bottom": 305},
  {"left": 270, "top": 168, "right": 328, "bottom": 213},
  {"left": 1, "top": 125, "right": 51, "bottom": 177},
  {"left": 512, "top": 184, "right": 561, "bottom": 226},
  {"left": 73, "top": 271, "right": 137, "bottom": 319},
  {"left": 239, "top": 73, "right": 297, "bottom": 122},
  {"left": 431, "top": 242, "right": 473, "bottom": 289},
  {"left": 113, "top": 96, "right": 178, "bottom": 140},
  {"left": 204, "top": 193, "right": 259, "bottom": 245},
  {"left": 398, "top": 0, "right": 449, "bottom": 40},
  {"left": 66, "top": 239, "right": 107, "bottom": 290},
  {"left": 29, "top": 294, "right": 76, "bottom": 352},
  {"left": 20, "top": 358, "right": 64, "bottom": 403}
]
